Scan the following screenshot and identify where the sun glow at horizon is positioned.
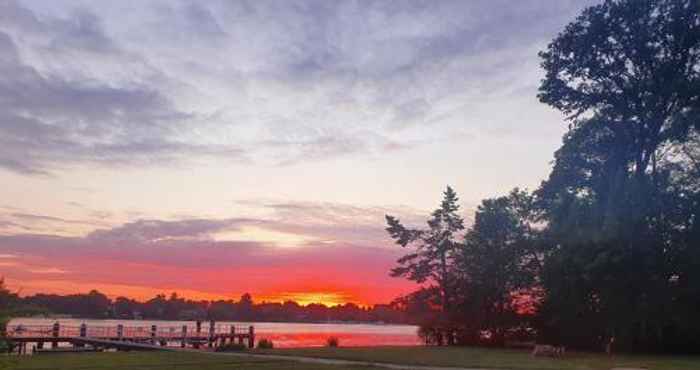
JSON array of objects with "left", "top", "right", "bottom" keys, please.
[
  {"left": 260, "top": 291, "right": 360, "bottom": 307},
  {"left": 6, "top": 278, "right": 370, "bottom": 307}
]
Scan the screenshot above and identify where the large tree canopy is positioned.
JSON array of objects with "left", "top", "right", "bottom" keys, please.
[
  {"left": 456, "top": 189, "right": 541, "bottom": 345},
  {"left": 536, "top": 0, "right": 700, "bottom": 353},
  {"left": 539, "top": 0, "right": 700, "bottom": 179}
]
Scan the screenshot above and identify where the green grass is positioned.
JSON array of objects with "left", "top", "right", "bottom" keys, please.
[
  {"left": 6, "top": 351, "right": 377, "bottom": 370},
  {"left": 5, "top": 347, "right": 700, "bottom": 370},
  {"left": 256, "top": 346, "right": 700, "bottom": 370}
]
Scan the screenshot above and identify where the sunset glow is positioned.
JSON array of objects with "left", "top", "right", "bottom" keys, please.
[
  {"left": 2, "top": 0, "right": 700, "bottom": 363},
  {"left": 0, "top": 0, "right": 596, "bottom": 307},
  {"left": 211, "top": 226, "right": 319, "bottom": 247},
  {"left": 260, "top": 292, "right": 356, "bottom": 307}
]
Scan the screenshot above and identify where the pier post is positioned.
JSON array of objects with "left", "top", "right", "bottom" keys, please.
[
  {"left": 248, "top": 326, "right": 255, "bottom": 348},
  {"left": 181, "top": 325, "right": 187, "bottom": 348},
  {"left": 117, "top": 324, "right": 124, "bottom": 341},
  {"left": 51, "top": 322, "right": 60, "bottom": 349},
  {"left": 150, "top": 325, "right": 157, "bottom": 345},
  {"left": 195, "top": 321, "right": 202, "bottom": 349},
  {"left": 208, "top": 320, "right": 215, "bottom": 348},
  {"left": 76, "top": 323, "right": 87, "bottom": 348}
]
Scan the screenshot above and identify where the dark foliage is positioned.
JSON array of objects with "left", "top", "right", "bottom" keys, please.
[
  {"left": 257, "top": 338, "right": 274, "bottom": 349},
  {"left": 0, "top": 279, "right": 14, "bottom": 353},
  {"left": 388, "top": 189, "right": 541, "bottom": 347},
  {"left": 326, "top": 336, "right": 339, "bottom": 347},
  {"left": 535, "top": 0, "right": 700, "bottom": 354},
  {"left": 385, "top": 186, "right": 465, "bottom": 344},
  {"left": 388, "top": 0, "right": 700, "bottom": 353},
  {"left": 455, "top": 189, "right": 542, "bottom": 346}
]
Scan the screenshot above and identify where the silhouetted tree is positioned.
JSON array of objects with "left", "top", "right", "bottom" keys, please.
[
  {"left": 0, "top": 279, "right": 14, "bottom": 309},
  {"left": 456, "top": 189, "right": 541, "bottom": 345},
  {"left": 114, "top": 296, "right": 139, "bottom": 319},
  {"left": 386, "top": 186, "right": 465, "bottom": 344},
  {"left": 237, "top": 293, "right": 255, "bottom": 320},
  {"left": 0, "top": 279, "right": 11, "bottom": 353},
  {"left": 386, "top": 187, "right": 464, "bottom": 317},
  {"left": 536, "top": 0, "right": 700, "bottom": 352},
  {"left": 539, "top": 0, "right": 700, "bottom": 181}
]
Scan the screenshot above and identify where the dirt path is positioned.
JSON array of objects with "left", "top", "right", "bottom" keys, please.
[{"left": 218, "top": 351, "right": 492, "bottom": 370}]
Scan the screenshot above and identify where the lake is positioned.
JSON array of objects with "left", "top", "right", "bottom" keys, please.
[{"left": 9, "top": 318, "right": 421, "bottom": 348}]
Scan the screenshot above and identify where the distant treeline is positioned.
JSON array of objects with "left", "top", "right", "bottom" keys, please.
[{"left": 8, "top": 288, "right": 411, "bottom": 324}]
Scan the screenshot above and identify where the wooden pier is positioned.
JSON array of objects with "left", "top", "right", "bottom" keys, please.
[{"left": 7, "top": 321, "right": 255, "bottom": 354}]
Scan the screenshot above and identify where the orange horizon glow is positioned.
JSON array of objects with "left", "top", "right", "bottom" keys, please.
[
  {"left": 257, "top": 291, "right": 361, "bottom": 307},
  {"left": 4, "top": 277, "right": 404, "bottom": 307},
  {"left": 2, "top": 236, "right": 419, "bottom": 307}
]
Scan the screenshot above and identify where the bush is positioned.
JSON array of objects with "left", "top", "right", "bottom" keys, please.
[
  {"left": 326, "top": 336, "right": 339, "bottom": 347},
  {"left": 418, "top": 324, "right": 443, "bottom": 345},
  {"left": 215, "top": 342, "right": 247, "bottom": 352},
  {"left": 417, "top": 323, "right": 472, "bottom": 346},
  {"left": 257, "top": 338, "right": 274, "bottom": 349}
]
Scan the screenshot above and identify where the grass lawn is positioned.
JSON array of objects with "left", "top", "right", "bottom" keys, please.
[
  {"left": 4, "top": 347, "right": 700, "bottom": 370},
  {"left": 256, "top": 346, "right": 700, "bottom": 370},
  {"left": 4, "top": 351, "right": 377, "bottom": 370}
]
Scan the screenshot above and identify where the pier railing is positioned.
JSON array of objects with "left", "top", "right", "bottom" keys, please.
[
  {"left": 8, "top": 323, "right": 252, "bottom": 339},
  {"left": 7, "top": 321, "right": 256, "bottom": 352}
]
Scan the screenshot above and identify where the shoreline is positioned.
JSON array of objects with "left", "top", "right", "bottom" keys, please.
[{"left": 10, "top": 317, "right": 419, "bottom": 327}]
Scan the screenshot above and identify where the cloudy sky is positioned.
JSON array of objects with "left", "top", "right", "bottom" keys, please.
[{"left": 0, "top": 0, "right": 599, "bottom": 305}]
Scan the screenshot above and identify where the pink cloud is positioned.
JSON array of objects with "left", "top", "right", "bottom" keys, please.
[{"left": 1, "top": 203, "right": 424, "bottom": 304}]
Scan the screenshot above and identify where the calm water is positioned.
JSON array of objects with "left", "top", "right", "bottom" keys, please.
[{"left": 10, "top": 318, "right": 421, "bottom": 348}]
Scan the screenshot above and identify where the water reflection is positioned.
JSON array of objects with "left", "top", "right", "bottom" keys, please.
[{"left": 10, "top": 318, "right": 421, "bottom": 348}]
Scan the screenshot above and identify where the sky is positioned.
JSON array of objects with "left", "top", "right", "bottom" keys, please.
[{"left": 0, "top": 0, "right": 600, "bottom": 306}]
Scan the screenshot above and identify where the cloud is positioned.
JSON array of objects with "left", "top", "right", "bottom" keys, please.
[
  {"left": 0, "top": 30, "right": 214, "bottom": 174},
  {"left": 0, "top": 212, "right": 110, "bottom": 237},
  {"left": 0, "top": 2, "right": 247, "bottom": 175},
  {"left": 0, "top": 200, "right": 431, "bottom": 268},
  {"left": 0, "top": 220, "right": 23, "bottom": 229},
  {"left": 81, "top": 200, "right": 430, "bottom": 247},
  {"left": 0, "top": 0, "right": 600, "bottom": 175},
  {"left": 11, "top": 213, "right": 97, "bottom": 225},
  {"left": 86, "top": 218, "right": 251, "bottom": 243},
  {"left": 234, "top": 199, "right": 435, "bottom": 246},
  {"left": 28, "top": 267, "right": 68, "bottom": 274}
]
